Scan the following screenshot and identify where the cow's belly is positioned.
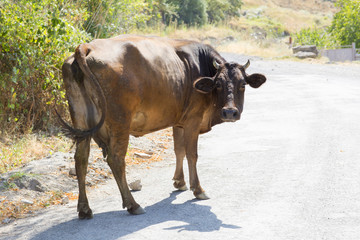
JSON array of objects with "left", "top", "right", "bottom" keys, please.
[{"left": 129, "top": 105, "right": 181, "bottom": 137}]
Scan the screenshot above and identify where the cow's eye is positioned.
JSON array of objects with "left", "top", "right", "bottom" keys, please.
[{"left": 239, "top": 84, "right": 246, "bottom": 91}]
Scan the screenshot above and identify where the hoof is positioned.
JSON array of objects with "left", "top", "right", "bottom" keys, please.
[
  {"left": 195, "top": 192, "right": 210, "bottom": 200},
  {"left": 78, "top": 209, "right": 93, "bottom": 219},
  {"left": 176, "top": 184, "right": 188, "bottom": 191},
  {"left": 173, "top": 180, "right": 187, "bottom": 191},
  {"left": 128, "top": 206, "right": 146, "bottom": 215}
]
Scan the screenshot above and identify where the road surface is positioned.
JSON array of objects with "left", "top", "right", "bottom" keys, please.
[{"left": 2, "top": 55, "right": 360, "bottom": 240}]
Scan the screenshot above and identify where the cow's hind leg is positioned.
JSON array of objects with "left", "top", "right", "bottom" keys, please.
[
  {"left": 107, "top": 133, "right": 145, "bottom": 215},
  {"left": 172, "top": 127, "right": 188, "bottom": 191},
  {"left": 75, "top": 137, "right": 93, "bottom": 219}
]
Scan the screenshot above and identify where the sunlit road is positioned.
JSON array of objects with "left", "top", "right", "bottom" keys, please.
[{"left": 2, "top": 56, "right": 360, "bottom": 240}]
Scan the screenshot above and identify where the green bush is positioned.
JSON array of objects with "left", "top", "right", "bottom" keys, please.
[
  {"left": 168, "top": 0, "right": 208, "bottom": 26},
  {"left": 329, "top": 0, "right": 360, "bottom": 46},
  {"left": 295, "top": 27, "right": 337, "bottom": 48},
  {"left": 206, "top": 0, "right": 242, "bottom": 23},
  {"left": 0, "top": 0, "right": 90, "bottom": 133},
  {"left": 296, "top": 0, "right": 360, "bottom": 48},
  {"left": 84, "top": 0, "right": 150, "bottom": 38}
]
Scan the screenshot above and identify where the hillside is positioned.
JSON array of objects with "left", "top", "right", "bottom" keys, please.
[
  {"left": 159, "top": 0, "right": 337, "bottom": 58},
  {"left": 241, "top": 0, "right": 336, "bottom": 32},
  {"left": 244, "top": 0, "right": 335, "bottom": 13}
]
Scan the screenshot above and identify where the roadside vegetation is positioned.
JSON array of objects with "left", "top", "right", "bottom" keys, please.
[
  {"left": 296, "top": 0, "right": 360, "bottom": 48},
  {"left": 0, "top": 0, "right": 357, "bottom": 175}
]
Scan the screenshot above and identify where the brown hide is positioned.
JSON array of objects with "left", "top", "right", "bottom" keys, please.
[{"left": 61, "top": 35, "right": 266, "bottom": 218}]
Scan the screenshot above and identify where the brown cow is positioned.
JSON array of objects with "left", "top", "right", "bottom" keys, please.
[{"left": 59, "top": 35, "right": 266, "bottom": 219}]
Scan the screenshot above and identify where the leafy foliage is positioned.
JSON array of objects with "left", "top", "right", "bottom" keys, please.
[
  {"left": 145, "top": 0, "right": 179, "bottom": 26},
  {"left": 329, "top": 0, "right": 360, "bottom": 46},
  {"left": 0, "top": 0, "right": 90, "bottom": 133},
  {"left": 206, "top": 0, "right": 242, "bottom": 23},
  {"left": 169, "top": 0, "right": 208, "bottom": 26},
  {"left": 146, "top": 0, "right": 243, "bottom": 26},
  {"left": 296, "top": 0, "right": 359, "bottom": 48},
  {"left": 84, "top": 0, "right": 150, "bottom": 38},
  {"left": 295, "top": 27, "right": 337, "bottom": 48}
]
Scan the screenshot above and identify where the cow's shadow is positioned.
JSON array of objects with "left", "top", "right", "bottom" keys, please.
[{"left": 31, "top": 191, "right": 240, "bottom": 240}]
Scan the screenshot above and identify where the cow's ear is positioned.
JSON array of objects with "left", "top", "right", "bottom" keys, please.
[
  {"left": 193, "top": 77, "right": 216, "bottom": 94},
  {"left": 247, "top": 73, "right": 266, "bottom": 88}
]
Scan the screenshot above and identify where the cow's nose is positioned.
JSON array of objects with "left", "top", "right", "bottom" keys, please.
[{"left": 221, "top": 107, "right": 240, "bottom": 122}]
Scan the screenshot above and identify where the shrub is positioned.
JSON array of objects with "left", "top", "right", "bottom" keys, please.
[
  {"left": 296, "top": 0, "right": 360, "bottom": 48},
  {"left": 329, "top": 0, "right": 360, "bottom": 46},
  {"left": 169, "top": 0, "right": 208, "bottom": 26},
  {"left": 206, "top": 0, "right": 242, "bottom": 23},
  {"left": 84, "top": 0, "right": 150, "bottom": 38},
  {"left": 0, "top": 0, "right": 90, "bottom": 133},
  {"left": 295, "top": 27, "right": 338, "bottom": 48}
]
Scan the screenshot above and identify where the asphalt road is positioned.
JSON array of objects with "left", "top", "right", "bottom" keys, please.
[{"left": 2, "top": 55, "right": 360, "bottom": 240}]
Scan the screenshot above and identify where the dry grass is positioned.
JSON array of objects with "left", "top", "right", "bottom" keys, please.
[
  {"left": 240, "top": 0, "right": 335, "bottom": 33},
  {"left": 0, "top": 134, "right": 71, "bottom": 174},
  {"left": 126, "top": 128, "right": 173, "bottom": 167},
  {"left": 218, "top": 39, "right": 292, "bottom": 58},
  {"left": 264, "top": 7, "right": 332, "bottom": 32},
  {"left": 0, "top": 191, "right": 78, "bottom": 222},
  {"left": 168, "top": 25, "right": 237, "bottom": 41},
  {"left": 242, "top": 0, "right": 336, "bottom": 13}
]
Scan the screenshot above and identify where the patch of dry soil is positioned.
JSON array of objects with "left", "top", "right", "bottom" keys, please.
[{"left": 0, "top": 128, "right": 174, "bottom": 224}]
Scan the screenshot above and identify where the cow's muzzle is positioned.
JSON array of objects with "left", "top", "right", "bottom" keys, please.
[{"left": 221, "top": 107, "right": 240, "bottom": 122}]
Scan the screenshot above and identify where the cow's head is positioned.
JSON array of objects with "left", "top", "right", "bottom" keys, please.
[{"left": 193, "top": 59, "right": 266, "bottom": 122}]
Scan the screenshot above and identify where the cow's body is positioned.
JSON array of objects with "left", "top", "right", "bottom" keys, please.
[{"left": 60, "top": 35, "right": 266, "bottom": 219}]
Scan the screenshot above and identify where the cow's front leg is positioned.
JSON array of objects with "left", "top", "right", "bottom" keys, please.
[
  {"left": 184, "top": 125, "right": 209, "bottom": 200},
  {"left": 107, "top": 133, "right": 145, "bottom": 215},
  {"left": 172, "top": 127, "right": 188, "bottom": 191}
]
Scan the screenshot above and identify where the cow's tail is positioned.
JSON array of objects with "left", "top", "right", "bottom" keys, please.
[{"left": 57, "top": 43, "right": 107, "bottom": 143}]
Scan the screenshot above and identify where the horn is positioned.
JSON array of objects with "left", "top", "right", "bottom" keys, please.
[
  {"left": 243, "top": 60, "right": 250, "bottom": 70},
  {"left": 213, "top": 59, "right": 220, "bottom": 69}
]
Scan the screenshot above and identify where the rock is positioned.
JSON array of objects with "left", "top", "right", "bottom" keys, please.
[
  {"left": 222, "top": 36, "right": 235, "bottom": 42},
  {"left": 21, "top": 199, "right": 34, "bottom": 205},
  {"left": 2, "top": 218, "right": 11, "bottom": 224},
  {"left": 282, "top": 30, "right": 290, "bottom": 37},
  {"left": 145, "top": 150, "right": 154, "bottom": 155},
  {"left": 29, "top": 178, "right": 46, "bottom": 192},
  {"left": 61, "top": 196, "right": 69, "bottom": 205},
  {"left": 129, "top": 180, "right": 142, "bottom": 191},
  {"left": 12, "top": 176, "right": 46, "bottom": 192},
  {"left": 15, "top": 206, "right": 21, "bottom": 212},
  {"left": 293, "top": 45, "right": 318, "bottom": 55},
  {"left": 134, "top": 152, "right": 152, "bottom": 159},
  {"left": 294, "top": 51, "right": 317, "bottom": 59},
  {"left": 58, "top": 165, "right": 66, "bottom": 170},
  {"left": 69, "top": 168, "right": 76, "bottom": 176}
]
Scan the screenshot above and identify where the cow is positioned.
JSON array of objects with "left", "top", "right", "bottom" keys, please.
[{"left": 59, "top": 35, "right": 266, "bottom": 219}]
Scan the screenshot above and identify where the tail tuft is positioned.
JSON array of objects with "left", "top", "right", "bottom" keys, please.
[{"left": 55, "top": 109, "right": 91, "bottom": 143}]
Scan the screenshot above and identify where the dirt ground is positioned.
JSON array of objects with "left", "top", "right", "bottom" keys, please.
[{"left": 0, "top": 128, "right": 174, "bottom": 224}]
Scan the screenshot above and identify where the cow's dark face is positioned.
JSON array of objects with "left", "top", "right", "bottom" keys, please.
[{"left": 194, "top": 60, "right": 266, "bottom": 122}]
